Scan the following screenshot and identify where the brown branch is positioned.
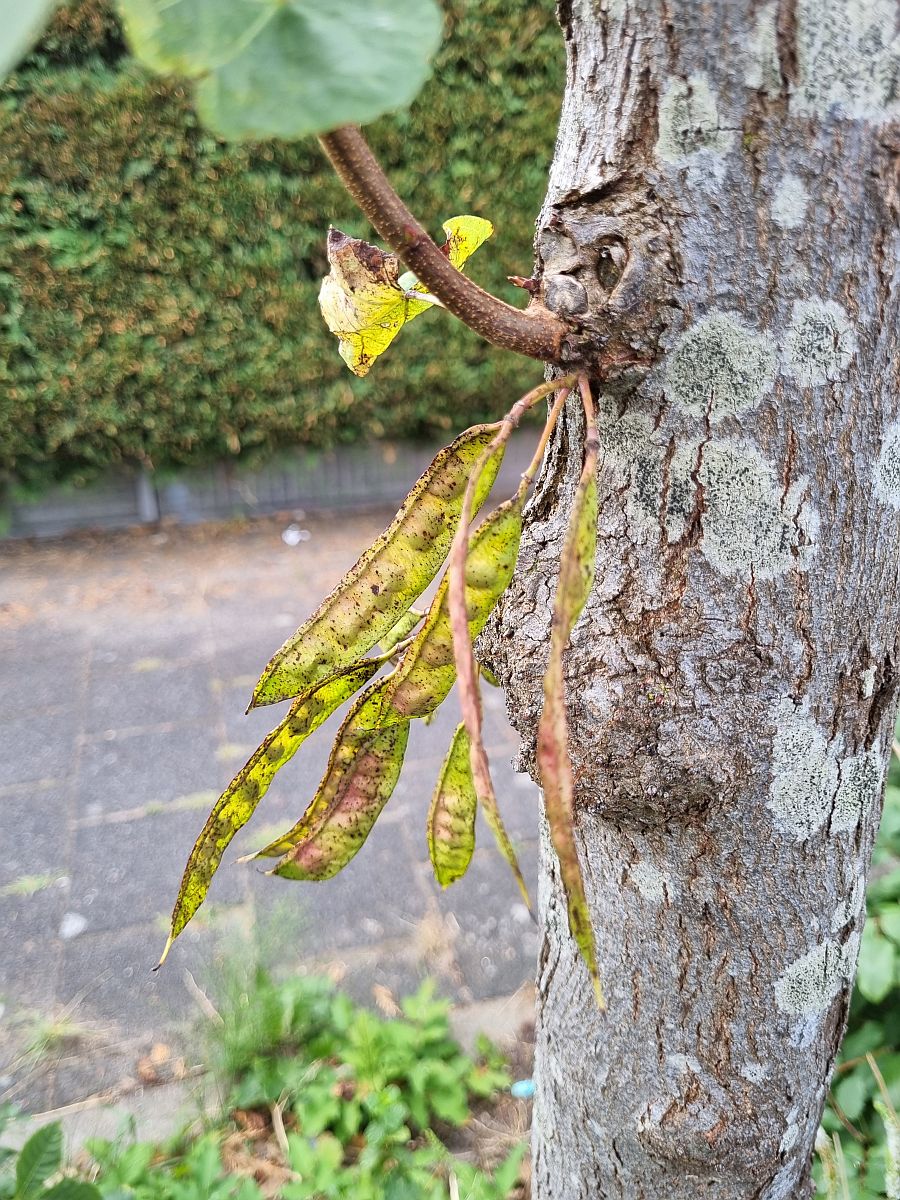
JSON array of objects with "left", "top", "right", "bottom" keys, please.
[{"left": 318, "top": 125, "right": 568, "bottom": 363}]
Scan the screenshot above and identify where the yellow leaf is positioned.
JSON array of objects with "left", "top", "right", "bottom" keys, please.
[{"left": 318, "top": 216, "right": 493, "bottom": 376}]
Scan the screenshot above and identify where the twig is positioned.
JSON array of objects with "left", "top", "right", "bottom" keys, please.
[
  {"left": 270, "top": 1095, "right": 291, "bottom": 1162},
  {"left": 868, "top": 1051, "right": 899, "bottom": 1121},
  {"left": 183, "top": 968, "right": 224, "bottom": 1026},
  {"left": 318, "top": 126, "right": 568, "bottom": 362}
]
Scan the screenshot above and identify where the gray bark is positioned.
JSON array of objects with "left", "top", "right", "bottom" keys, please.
[{"left": 480, "top": 2, "right": 900, "bottom": 1196}]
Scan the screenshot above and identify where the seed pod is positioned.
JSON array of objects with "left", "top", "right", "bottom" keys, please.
[
  {"left": 536, "top": 383, "right": 604, "bottom": 1008},
  {"left": 378, "top": 607, "right": 424, "bottom": 656},
  {"left": 427, "top": 723, "right": 477, "bottom": 886},
  {"left": 250, "top": 424, "right": 505, "bottom": 709},
  {"left": 260, "top": 682, "right": 410, "bottom": 880},
  {"left": 470, "top": 737, "right": 533, "bottom": 914},
  {"left": 157, "top": 660, "right": 381, "bottom": 967},
  {"left": 382, "top": 493, "right": 524, "bottom": 722}
]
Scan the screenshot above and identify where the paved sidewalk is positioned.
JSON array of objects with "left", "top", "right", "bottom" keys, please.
[{"left": 0, "top": 508, "right": 541, "bottom": 1113}]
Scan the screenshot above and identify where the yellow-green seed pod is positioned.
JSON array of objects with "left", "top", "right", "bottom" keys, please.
[
  {"left": 378, "top": 607, "right": 424, "bottom": 656},
  {"left": 251, "top": 678, "right": 400, "bottom": 861},
  {"left": 381, "top": 493, "right": 524, "bottom": 722},
  {"left": 250, "top": 425, "right": 505, "bottom": 708},
  {"left": 158, "top": 660, "right": 381, "bottom": 966},
  {"left": 255, "top": 680, "right": 411, "bottom": 880},
  {"left": 537, "top": 418, "right": 603, "bottom": 1008},
  {"left": 427, "top": 723, "right": 477, "bottom": 887}
]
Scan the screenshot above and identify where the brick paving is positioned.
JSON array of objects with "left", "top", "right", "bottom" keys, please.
[{"left": 0, "top": 506, "right": 541, "bottom": 1112}]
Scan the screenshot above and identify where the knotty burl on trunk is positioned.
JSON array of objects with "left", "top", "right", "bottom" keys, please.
[{"left": 479, "top": 1, "right": 900, "bottom": 1196}]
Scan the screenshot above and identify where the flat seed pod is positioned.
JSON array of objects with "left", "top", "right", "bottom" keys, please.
[
  {"left": 536, "top": 393, "right": 604, "bottom": 1007},
  {"left": 427, "top": 723, "right": 477, "bottom": 887},
  {"left": 382, "top": 493, "right": 525, "bottom": 722},
  {"left": 250, "top": 679, "right": 399, "bottom": 861},
  {"left": 250, "top": 425, "right": 504, "bottom": 708},
  {"left": 262, "top": 683, "right": 411, "bottom": 881},
  {"left": 157, "top": 660, "right": 381, "bottom": 966},
  {"left": 378, "top": 607, "right": 424, "bottom": 656}
]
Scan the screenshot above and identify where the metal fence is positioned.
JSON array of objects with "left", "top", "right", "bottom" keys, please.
[{"left": 3, "top": 435, "right": 535, "bottom": 540}]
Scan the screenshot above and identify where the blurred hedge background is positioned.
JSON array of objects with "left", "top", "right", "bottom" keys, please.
[{"left": 0, "top": 0, "right": 563, "bottom": 495}]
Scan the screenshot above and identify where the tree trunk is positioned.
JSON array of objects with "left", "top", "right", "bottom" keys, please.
[{"left": 481, "top": 2, "right": 900, "bottom": 1195}]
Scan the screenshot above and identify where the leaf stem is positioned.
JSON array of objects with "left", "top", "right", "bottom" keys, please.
[{"left": 318, "top": 126, "right": 568, "bottom": 362}]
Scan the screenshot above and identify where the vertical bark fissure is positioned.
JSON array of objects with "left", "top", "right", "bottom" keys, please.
[{"left": 479, "top": 1, "right": 900, "bottom": 1196}]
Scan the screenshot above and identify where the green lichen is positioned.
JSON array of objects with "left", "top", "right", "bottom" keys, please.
[
  {"left": 665, "top": 312, "right": 777, "bottom": 420},
  {"left": 784, "top": 298, "right": 857, "bottom": 386},
  {"left": 874, "top": 421, "right": 900, "bottom": 508},
  {"left": 793, "top": 0, "right": 900, "bottom": 121},
  {"left": 831, "top": 749, "right": 884, "bottom": 833},
  {"left": 696, "top": 440, "right": 816, "bottom": 579},
  {"left": 774, "top": 939, "right": 847, "bottom": 1015},
  {"left": 656, "top": 73, "right": 734, "bottom": 164},
  {"left": 767, "top": 700, "right": 838, "bottom": 838}
]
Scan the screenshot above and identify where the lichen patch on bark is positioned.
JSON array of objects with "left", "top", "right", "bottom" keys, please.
[
  {"left": 771, "top": 174, "right": 810, "bottom": 229},
  {"left": 831, "top": 750, "right": 885, "bottom": 833},
  {"left": 874, "top": 421, "right": 900, "bottom": 507},
  {"left": 831, "top": 877, "right": 866, "bottom": 930},
  {"left": 783, "top": 298, "right": 857, "bottom": 386},
  {"left": 767, "top": 700, "right": 838, "bottom": 838},
  {"left": 793, "top": 0, "right": 900, "bottom": 122},
  {"left": 656, "top": 73, "right": 734, "bottom": 165},
  {"left": 744, "top": 2, "right": 782, "bottom": 97},
  {"left": 629, "top": 860, "right": 672, "bottom": 902},
  {"left": 665, "top": 312, "right": 777, "bottom": 419},
  {"left": 773, "top": 940, "right": 849, "bottom": 1014},
  {"left": 696, "top": 441, "right": 816, "bottom": 579}
]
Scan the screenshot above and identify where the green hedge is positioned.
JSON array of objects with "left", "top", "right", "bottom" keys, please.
[{"left": 0, "top": 0, "right": 563, "bottom": 491}]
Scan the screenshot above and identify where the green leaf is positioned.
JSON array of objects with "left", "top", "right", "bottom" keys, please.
[
  {"left": 117, "top": 0, "right": 443, "bottom": 141},
  {"left": 159, "top": 660, "right": 382, "bottom": 964},
  {"left": 319, "top": 216, "right": 493, "bottom": 376},
  {"left": 15, "top": 1122, "right": 63, "bottom": 1200},
  {"left": 251, "top": 424, "right": 505, "bottom": 707},
  {"left": 880, "top": 905, "right": 900, "bottom": 946},
  {"left": 378, "top": 608, "right": 425, "bottom": 657},
  {"left": 42, "top": 1182, "right": 103, "bottom": 1200},
  {"left": 834, "top": 1066, "right": 872, "bottom": 1122},
  {"left": 857, "top": 924, "right": 898, "bottom": 1004},
  {"left": 0, "top": 0, "right": 57, "bottom": 82},
  {"left": 427, "top": 723, "right": 477, "bottom": 887}
]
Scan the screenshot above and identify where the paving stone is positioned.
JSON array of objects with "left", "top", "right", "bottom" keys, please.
[
  {"left": 59, "top": 923, "right": 204, "bottom": 1032},
  {"left": 0, "top": 712, "right": 79, "bottom": 788},
  {"left": 246, "top": 802, "right": 429, "bottom": 955},
  {"left": 0, "top": 788, "right": 69, "bottom": 886},
  {"left": 76, "top": 726, "right": 222, "bottom": 818},
  {"left": 68, "top": 808, "right": 246, "bottom": 936},
  {"left": 0, "top": 892, "right": 63, "bottom": 1012},
  {"left": 428, "top": 843, "right": 540, "bottom": 1003},
  {"left": 83, "top": 663, "right": 213, "bottom": 735}
]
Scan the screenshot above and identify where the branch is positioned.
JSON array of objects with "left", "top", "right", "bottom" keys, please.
[{"left": 319, "top": 125, "right": 568, "bottom": 363}]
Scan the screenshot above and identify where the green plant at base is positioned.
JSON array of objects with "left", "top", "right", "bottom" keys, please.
[
  {"left": 0, "top": 1118, "right": 100, "bottom": 1200},
  {"left": 814, "top": 741, "right": 900, "bottom": 1198},
  {"left": 1, "top": 974, "right": 526, "bottom": 1200}
]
